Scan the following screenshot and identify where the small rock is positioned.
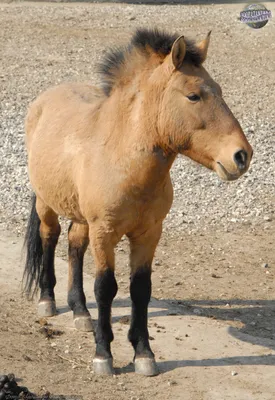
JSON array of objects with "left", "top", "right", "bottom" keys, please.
[
  {"left": 231, "top": 371, "right": 238, "bottom": 376},
  {"left": 155, "top": 260, "right": 161, "bottom": 266},
  {"left": 168, "top": 380, "right": 177, "bottom": 386},
  {"left": 262, "top": 263, "right": 269, "bottom": 268},
  {"left": 23, "top": 354, "right": 32, "bottom": 361},
  {"left": 119, "top": 316, "right": 130, "bottom": 325}
]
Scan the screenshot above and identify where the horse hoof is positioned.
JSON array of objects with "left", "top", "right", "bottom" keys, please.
[
  {"left": 93, "top": 358, "right": 114, "bottom": 375},
  {"left": 74, "top": 316, "right": 94, "bottom": 332},
  {"left": 134, "top": 358, "right": 159, "bottom": 376},
  {"left": 38, "top": 300, "right": 57, "bottom": 317}
]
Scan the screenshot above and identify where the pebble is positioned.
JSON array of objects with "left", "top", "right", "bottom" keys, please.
[
  {"left": 231, "top": 371, "right": 238, "bottom": 376},
  {"left": 193, "top": 308, "right": 202, "bottom": 315},
  {"left": 168, "top": 380, "right": 177, "bottom": 386},
  {"left": 262, "top": 263, "right": 269, "bottom": 268}
]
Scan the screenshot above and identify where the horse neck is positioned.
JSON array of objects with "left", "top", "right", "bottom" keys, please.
[{"left": 99, "top": 88, "right": 176, "bottom": 187}]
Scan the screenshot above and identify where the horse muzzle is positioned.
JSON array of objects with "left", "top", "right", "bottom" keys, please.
[{"left": 215, "top": 148, "right": 253, "bottom": 181}]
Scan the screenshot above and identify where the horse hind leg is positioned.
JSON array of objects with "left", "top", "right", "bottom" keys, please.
[
  {"left": 36, "top": 197, "right": 61, "bottom": 317},
  {"left": 67, "top": 222, "right": 93, "bottom": 332}
]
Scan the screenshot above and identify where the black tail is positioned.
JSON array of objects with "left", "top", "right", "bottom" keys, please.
[{"left": 23, "top": 194, "right": 43, "bottom": 299}]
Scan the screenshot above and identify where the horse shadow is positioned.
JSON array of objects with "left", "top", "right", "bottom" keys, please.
[
  {"left": 147, "top": 297, "right": 275, "bottom": 373},
  {"left": 57, "top": 296, "right": 275, "bottom": 373}
]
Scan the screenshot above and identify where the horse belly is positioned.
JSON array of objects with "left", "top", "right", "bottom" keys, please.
[
  {"left": 32, "top": 173, "right": 84, "bottom": 222},
  {"left": 28, "top": 142, "right": 86, "bottom": 222}
]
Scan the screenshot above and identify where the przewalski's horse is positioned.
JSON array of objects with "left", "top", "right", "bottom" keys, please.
[{"left": 23, "top": 29, "right": 253, "bottom": 376}]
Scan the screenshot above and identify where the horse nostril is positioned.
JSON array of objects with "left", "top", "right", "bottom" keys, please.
[{"left": 234, "top": 150, "right": 247, "bottom": 170}]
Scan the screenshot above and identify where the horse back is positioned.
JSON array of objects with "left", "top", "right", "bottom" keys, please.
[{"left": 25, "top": 82, "right": 104, "bottom": 148}]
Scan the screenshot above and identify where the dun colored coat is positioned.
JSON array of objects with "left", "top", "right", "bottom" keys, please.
[{"left": 24, "top": 29, "right": 253, "bottom": 376}]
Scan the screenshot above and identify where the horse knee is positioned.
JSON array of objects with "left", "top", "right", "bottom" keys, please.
[
  {"left": 130, "top": 265, "right": 152, "bottom": 305},
  {"left": 94, "top": 269, "right": 118, "bottom": 306},
  {"left": 68, "top": 222, "right": 89, "bottom": 252}
]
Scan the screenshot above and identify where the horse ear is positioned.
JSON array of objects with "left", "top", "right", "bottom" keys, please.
[
  {"left": 197, "top": 31, "right": 211, "bottom": 63},
  {"left": 171, "top": 36, "right": 186, "bottom": 69}
]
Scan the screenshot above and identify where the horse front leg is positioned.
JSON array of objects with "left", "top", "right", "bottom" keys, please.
[
  {"left": 128, "top": 222, "right": 162, "bottom": 376},
  {"left": 89, "top": 228, "right": 118, "bottom": 375}
]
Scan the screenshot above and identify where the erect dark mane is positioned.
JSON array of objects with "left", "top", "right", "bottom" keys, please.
[{"left": 99, "top": 28, "right": 203, "bottom": 97}]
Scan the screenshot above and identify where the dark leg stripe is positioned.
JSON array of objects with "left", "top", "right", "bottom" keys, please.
[
  {"left": 68, "top": 246, "right": 89, "bottom": 316},
  {"left": 94, "top": 269, "right": 118, "bottom": 359},
  {"left": 39, "top": 236, "right": 59, "bottom": 301},
  {"left": 128, "top": 265, "right": 154, "bottom": 359}
]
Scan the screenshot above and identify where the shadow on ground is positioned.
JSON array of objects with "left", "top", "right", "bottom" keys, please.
[{"left": 57, "top": 296, "right": 275, "bottom": 370}]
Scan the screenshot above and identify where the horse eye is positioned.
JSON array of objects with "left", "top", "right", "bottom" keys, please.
[{"left": 187, "top": 94, "right": 200, "bottom": 102}]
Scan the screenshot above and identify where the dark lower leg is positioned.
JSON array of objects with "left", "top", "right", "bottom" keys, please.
[
  {"left": 67, "top": 223, "right": 89, "bottom": 317},
  {"left": 94, "top": 269, "right": 118, "bottom": 359},
  {"left": 39, "top": 228, "right": 60, "bottom": 303},
  {"left": 68, "top": 248, "right": 89, "bottom": 316},
  {"left": 128, "top": 265, "right": 154, "bottom": 359}
]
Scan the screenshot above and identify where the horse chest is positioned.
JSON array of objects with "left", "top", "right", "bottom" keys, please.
[{"left": 118, "top": 179, "right": 174, "bottom": 228}]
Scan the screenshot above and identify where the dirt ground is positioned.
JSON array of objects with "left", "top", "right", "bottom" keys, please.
[
  {"left": 1, "top": 224, "right": 275, "bottom": 400},
  {"left": 0, "top": 1, "right": 275, "bottom": 399}
]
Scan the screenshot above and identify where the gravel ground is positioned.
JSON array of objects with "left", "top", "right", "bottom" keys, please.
[{"left": 0, "top": 2, "right": 274, "bottom": 237}]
